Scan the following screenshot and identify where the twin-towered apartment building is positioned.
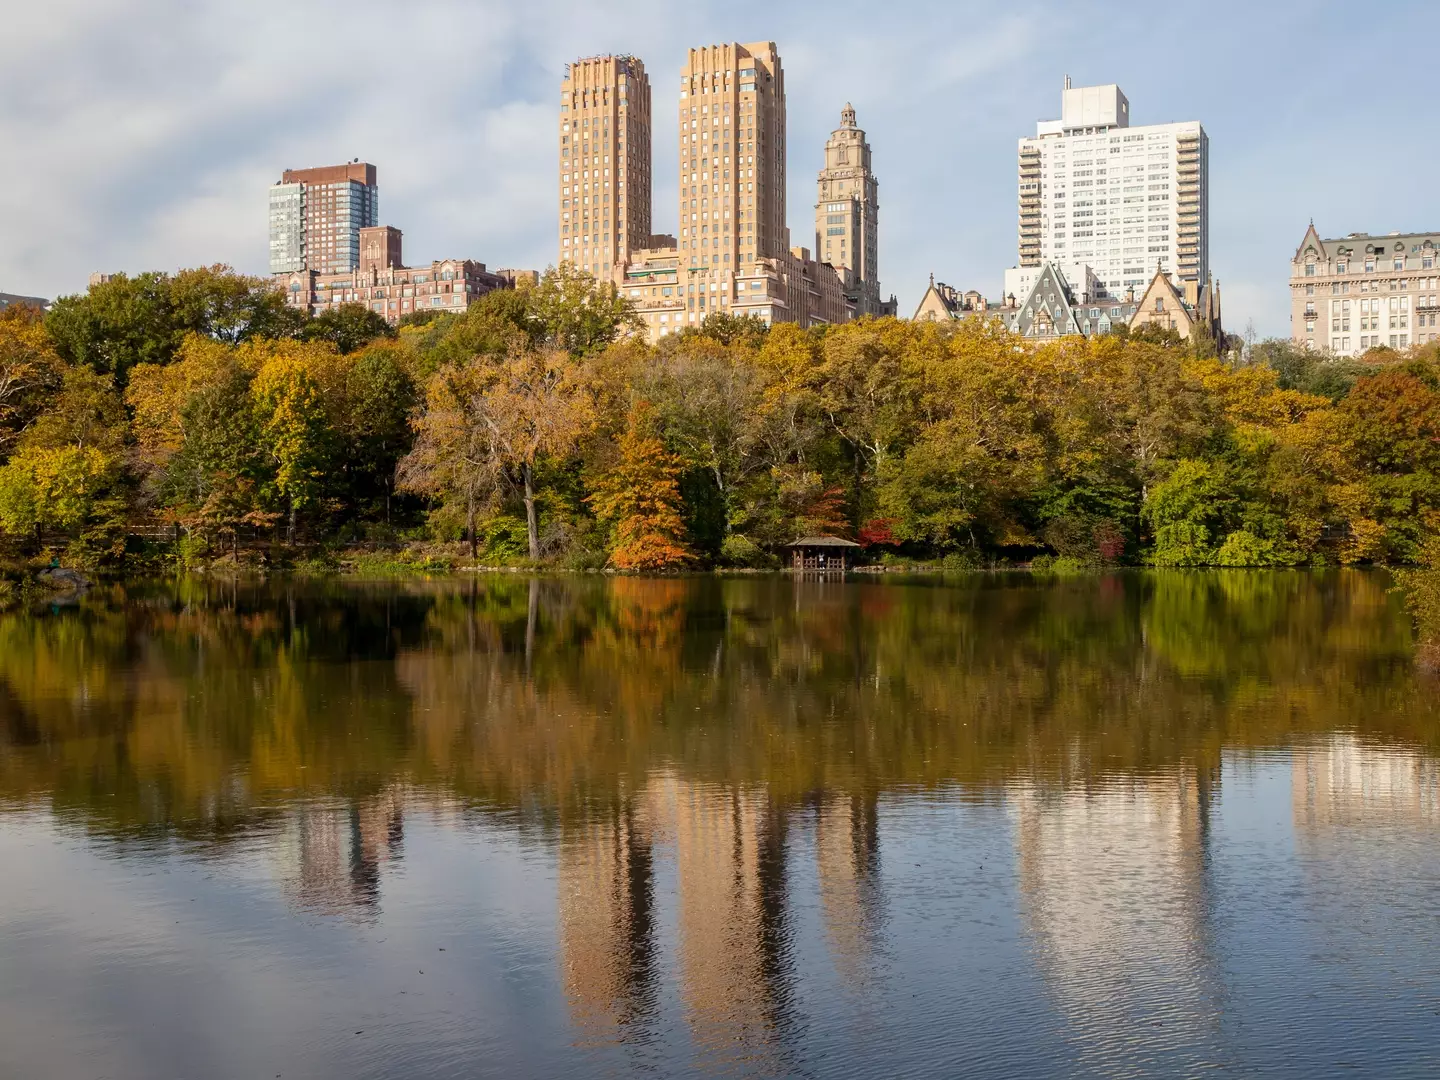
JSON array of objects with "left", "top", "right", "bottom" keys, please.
[{"left": 558, "top": 42, "right": 894, "bottom": 339}]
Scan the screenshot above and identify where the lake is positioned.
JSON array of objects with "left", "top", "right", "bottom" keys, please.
[{"left": 2, "top": 571, "right": 1439, "bottom": 1078}]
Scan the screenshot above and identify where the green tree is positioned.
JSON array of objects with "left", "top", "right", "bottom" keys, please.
[
  {"left": 302, "top": 303, "right": 397, "bottom": 354},
  {"left": 523, "top": 264, "right": 639, "bottom": 355},
  {"left": 340, "top": 346, "right": 416, "bottom": 522},
  {"left": 46, "top": 266, "right": 306, "bottom": 383}
]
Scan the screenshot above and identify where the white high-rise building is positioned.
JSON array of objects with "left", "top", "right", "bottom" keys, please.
[{"left": 1017, "top": 80, "right": 1208, "bottom": 298}]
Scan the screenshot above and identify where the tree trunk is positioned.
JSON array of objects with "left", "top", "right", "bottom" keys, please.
[
  {"left": 523, "top": 461, "right": 540, "bottom": 560},
  {"left": 287, "top": 498, "right": 297, "bottom": 547},
  {"left": 713, "top": 464, "right": 730, "bottom": 536}
]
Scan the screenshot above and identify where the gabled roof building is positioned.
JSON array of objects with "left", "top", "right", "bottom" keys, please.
[{"left": 913, "top": 261, "right": 1220, "bottom": 344}]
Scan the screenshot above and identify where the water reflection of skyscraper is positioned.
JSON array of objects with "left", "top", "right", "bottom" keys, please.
[
  {"left": 1012, "top": 770, "right": 1224, "bottom": 1071},
  {"left": 558, "top": 801, "right": 658, "bottom": 1045},
  {"left": 1292, "top": 734, "right": 1440, "bottom": 834},
  {"left": 813, "top": 791, "right": 883, "bottom": 986},
  {"left": 275, "top": 791, "right": 405, "bottom": 918},
  {"left": 557, "top": 775, "right": 884, "bottom": 1065}
]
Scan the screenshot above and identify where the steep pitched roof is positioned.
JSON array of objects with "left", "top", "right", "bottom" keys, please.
[
  {"left": 1007, "top": 263, "right": 1080, "bottom": 338},
  {"left": 1294, "top": 221, "right": 1327, "bottom": 263}
]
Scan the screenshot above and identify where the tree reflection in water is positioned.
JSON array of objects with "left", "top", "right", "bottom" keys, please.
[{"left": 0, "top": 570, "right": 1436, "bottom": 1066}]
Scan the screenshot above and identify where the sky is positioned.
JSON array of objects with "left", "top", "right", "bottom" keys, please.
[{"left": 2, "top": 0, "right": 1436, "bottom": 338}]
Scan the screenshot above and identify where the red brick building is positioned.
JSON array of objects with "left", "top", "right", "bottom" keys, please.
[{"left": 278, "top": 226, "right": 536, "bottom": 324}]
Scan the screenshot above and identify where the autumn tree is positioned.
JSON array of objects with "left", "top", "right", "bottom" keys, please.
[
  {"left": 0, "top": 366, "right": 129, "bottom": 556},
  {"left": 397, "top": 360, "right": 498, "bottom": 560},
  {"left": 127, "top": 336, "right": 265, "bottom": 545},
  {"left": 634, "top": 342, "right": 767, "bottom": 538},
  {"left": 400, "top": 347, "right": 594, "bottom": 559},
  {"left": 251, "top": 348, "right": 336, "bottom": 543},
  {"left": 588, "top": 405, "right": 692, "bottom": 571},
  {"left": 0, "top": 304, "right": 63, "bottom": 456}
]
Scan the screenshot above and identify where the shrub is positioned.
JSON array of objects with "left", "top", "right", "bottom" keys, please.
[
  {"left": 720, "top": 534, "right": 776, "bottom": 569},
  {"left": 941, "top": 550, "right": 983, "bottom": 571}
]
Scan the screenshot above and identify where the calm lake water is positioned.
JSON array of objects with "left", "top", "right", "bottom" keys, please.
[{"left": 2, "top": 571, "right": 1439, "bottom": 1078}]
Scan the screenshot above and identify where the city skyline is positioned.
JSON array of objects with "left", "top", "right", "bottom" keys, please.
[{"left": 5, "top": 2, "right": 1440, "bottom": 337}]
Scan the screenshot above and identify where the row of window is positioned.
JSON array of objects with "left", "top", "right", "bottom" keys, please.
[{"left": 1306, "top": 255, "right": 1436, "bottom": 276}]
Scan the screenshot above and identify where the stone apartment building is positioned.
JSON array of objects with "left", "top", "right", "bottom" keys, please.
[
  {"left": 1290, "top": 223, "right": 1440, "bottom": 355},
  {"left": 814, "top": 104, "right": 894, "bottom": 316},
  {"left": 558, "top": 54, "right": 653, "bottom": 275},
  {"left": 279, "top": 225, "right": 531, "bottom": 324}
]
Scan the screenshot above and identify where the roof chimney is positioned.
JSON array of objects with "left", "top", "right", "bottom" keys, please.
[{"left": 1064, "top": 74, "right": 1072, "bottom": 90}]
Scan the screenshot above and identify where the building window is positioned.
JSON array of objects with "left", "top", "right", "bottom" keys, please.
[{"left": 1305, "top": 263, "right": 1316, "bottom": 276}]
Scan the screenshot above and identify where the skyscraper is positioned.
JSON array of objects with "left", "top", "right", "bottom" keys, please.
[
  {"left": 814, "top": 104, "right": 882, "bottom": 315},
  {"left": 268, "top": 162, "right": 379, "bottom": 275},
  {"left": 598, "top": 39, "right": 854, "bottom": 339},
  {"left": 558, "top": 55, "right": 652, "bottom": 275},
  {"left": 677, "top": 41, "right": 786, "bottom": 272},
  {"left": 1017, "top": 80, "right": 1208, "bottom": 297}
]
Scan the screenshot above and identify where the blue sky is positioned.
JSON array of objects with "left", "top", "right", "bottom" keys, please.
[{"left": 1, "top": 0, "right": 1433, "bottom": 337}]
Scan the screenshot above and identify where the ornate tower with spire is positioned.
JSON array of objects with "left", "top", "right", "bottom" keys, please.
[{"left": 815, "top": 104, "right": 888, "bottom": 316}]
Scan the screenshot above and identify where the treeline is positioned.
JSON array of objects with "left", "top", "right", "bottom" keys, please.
[{"left": 1, "top": 263, "right": 1438, "bottom": 570}]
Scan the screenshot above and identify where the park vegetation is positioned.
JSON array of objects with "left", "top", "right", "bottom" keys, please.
[{"left": 2, "top": 262, "right": 1440, "bottom": 573}]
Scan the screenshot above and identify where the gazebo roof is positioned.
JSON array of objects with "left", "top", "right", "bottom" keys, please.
[{"left": 786, "top": 535, "right": 862, "bottom": 548}]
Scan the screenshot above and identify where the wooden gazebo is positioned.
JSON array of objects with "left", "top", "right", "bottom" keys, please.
[{"left": 786, "top": 536, "right": 862, "bottom": 572}]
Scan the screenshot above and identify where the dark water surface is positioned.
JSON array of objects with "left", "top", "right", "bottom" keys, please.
[{"left": 2, "top": 571, "right": 1439, "bottom": 1078}]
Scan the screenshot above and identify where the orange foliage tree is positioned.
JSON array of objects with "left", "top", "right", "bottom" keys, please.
[{"left": 588, "top": 405, "right": 692, "bottom": 571}]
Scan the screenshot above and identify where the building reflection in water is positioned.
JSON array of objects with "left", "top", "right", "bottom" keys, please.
[
  {"left": 1292, "top": 734, "right": 1440, "bottom": 834},
  {"left": 273, "top": 790, "right": 405, "bottom": 918},
  {"left": 1011, "top": 770, "right": 1223, "bottom": 1070},
  {"left": 558, "top": 799, "right": 658, "bottom": 1044},
  {"left": 812, "top": 791, "right": 883, "bottom": 987},
  {"left": 558, "top": 775, "right": 883, "bottom": 1065}
]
